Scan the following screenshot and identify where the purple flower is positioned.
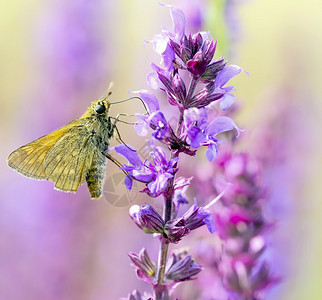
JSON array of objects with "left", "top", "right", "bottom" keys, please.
[
  {"left": 115, "top": 144, "right": 178, "bottom": 197},
  {"left": 209, "top": 152, "right": 279, "bottom": 298},
  {"left": 183, "top": 107, "right": 208, "bottom": 148},
  {"left": 136, "top": 111, "right": 171, "bottom": 141},
  {"left": 205, "top": 116, "right": 242, "bottom": 161},
  {"left": 173, "top": 176, "right": 193, "bottom": 209},
  {"left": 183, "top": 108, "right": 241, "bottom": 161},
  {"left": 129, "top": 204, "right": 165, "bottom": 234},
  {"left": 214, "top": 64, "right": 247, "bottom": 110}
]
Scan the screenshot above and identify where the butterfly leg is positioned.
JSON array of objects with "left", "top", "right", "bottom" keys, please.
[{"left": 103, "top": 152, "right": 128, "bottom": 177}]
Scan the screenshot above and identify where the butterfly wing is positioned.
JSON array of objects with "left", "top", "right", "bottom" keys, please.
[
  {"left": 7, "top": 120, "right": 81, "bottom": 180},
  {"left": 43, "top": 123, "right": 96, "bottom": 193}
]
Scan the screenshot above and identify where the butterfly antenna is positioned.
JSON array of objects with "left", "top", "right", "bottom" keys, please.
[
  {"left": 110, "top": 96, "right": 149, "bottom": 115},
  {"left": 99, "top": 82, "right": 114, "bottom": 100}
]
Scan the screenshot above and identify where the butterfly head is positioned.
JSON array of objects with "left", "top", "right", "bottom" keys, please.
[{"left": 91, "top": 99, "right": 110, "bottom": 115}]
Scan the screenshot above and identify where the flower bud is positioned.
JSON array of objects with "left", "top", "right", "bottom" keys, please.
[
  {"left": 128, "top": 248, "right": 156, "bottom": 283},
  {"left": 129, "top": 204, "right": 165, "bottom": 234},
  {"left": 172, "top": 73, "right": 186, "bottom": 102},
  {"left": 164, "top": 218, "right": 190, "bottom": 243},
  {"left": 166, "top": 253, "right": 202, "bottom": 281},
  {"left": 183, "top": 204, "right": 209, "bottom": 231}
]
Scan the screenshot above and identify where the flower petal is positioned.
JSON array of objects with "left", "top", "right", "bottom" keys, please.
[
  {"left": 146, "top": 72, "right": 160, "bottom": 90},
  {"left": 215, "top": 65, "right": 243, "bottom": 88},
  {"left": 170, "top": 7, "right": 186, "bottom": 40},
  {"left": 125, "top": 175, "right": 133, "bottom": 191},
  {"left": 114, "top": 144, "right": 143, "bottom": 168},
  {"left": 206, "top": 143, "right": 218, "bottom": 162},
  {"left": 220, "top": 93, "right": 236, "bottom": 110},
  {"left": 139, "top": 89, "right": 160, "bottom": 113},
  {"left": 207, "top": 116, "right": 241, "bottom": 137},
  {"left": 152, "top": 33, "right": 168, "bottom": 54},
  {"left": 134, "top": 120, "right": 149, "bottom": 136}
]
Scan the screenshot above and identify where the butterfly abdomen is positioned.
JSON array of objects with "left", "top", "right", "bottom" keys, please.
[{"left": 86, "top": 153, "right": 106, "bottom": 199}]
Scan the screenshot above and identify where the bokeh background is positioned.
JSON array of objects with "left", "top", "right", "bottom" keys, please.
[{"left": 1, "top": 0, "right": 321, "bottom": 299}]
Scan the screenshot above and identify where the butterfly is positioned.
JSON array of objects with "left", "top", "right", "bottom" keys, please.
[{"left": 7, "top": 94, "right": 125, "bottom": 199}]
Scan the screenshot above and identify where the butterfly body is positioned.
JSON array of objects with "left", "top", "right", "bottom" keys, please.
[{"left": 7, "top": 98, "right": 114, "bottom": 199}]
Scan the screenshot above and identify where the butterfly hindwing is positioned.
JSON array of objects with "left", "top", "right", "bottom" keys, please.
[{"left": 43, "top": 121, "right": 97, "bottom": 193}]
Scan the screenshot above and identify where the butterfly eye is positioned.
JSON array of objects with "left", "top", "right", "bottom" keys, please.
[{"left": 95, "top": 103, "right": 106, "bottom": 114}]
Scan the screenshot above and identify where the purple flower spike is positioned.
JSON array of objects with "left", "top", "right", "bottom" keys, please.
[{"left": 129, "top": 204, "right": 165, "bottom": 234}]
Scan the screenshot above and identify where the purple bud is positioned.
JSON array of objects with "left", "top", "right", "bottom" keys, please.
[
  {"left": 180, "top": 42, "right": 192, "bottom": 63},
  {"left": 164, "top": 218, "right": 190, "bottom": 243},
  {"left": 169, "top": 38, "right": 181, "bottom": 58},
  {"left": 172, "top": 73, "right": 186, "bottom": 102},
  {"left": 201, "top": 57, "right": 227, "bottom": 82},
  {"left": 157, "top": 72, "right": 174, "bottom": 94},
  {"left": 182, "top": 204, "right": 210, "bottom": 231},
  {"left": 129, "top": 204, "right": 165, "bottom": 234},
  {"left": 128, "top": 248, "right": 156, "bottom": 285},
  {"left": 186, "top": 50, "right": 208, "bottom": 78},
  {"left": 202, "top": 40, "right": 217, "bottom": 65},
  {"left": 190, "top": 33, "right": 203, "bottom": 54},
  {"left": 165, "top": 253, "right": 202, "bottom": 281}
]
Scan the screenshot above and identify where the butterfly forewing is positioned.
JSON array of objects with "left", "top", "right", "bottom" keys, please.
[{"left": 7, "top": 121, "right": 78, "bottom": 180}]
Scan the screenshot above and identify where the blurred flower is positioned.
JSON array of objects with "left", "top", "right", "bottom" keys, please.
[{"left": 208, "top": 152, "right": 278, "bottom": 298}]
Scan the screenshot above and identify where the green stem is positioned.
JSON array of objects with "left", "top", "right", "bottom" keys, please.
[{"left": 154, "top": 149, "right": 180, "bottom": 299}]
